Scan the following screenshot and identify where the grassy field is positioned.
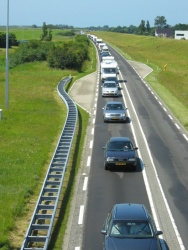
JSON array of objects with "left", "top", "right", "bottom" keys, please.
[
  {"left": 90, "top": 31, "right": 188, "bottom": 131},
  {"left": 0, "top": 29, "right": 96, "bottom": 249}
]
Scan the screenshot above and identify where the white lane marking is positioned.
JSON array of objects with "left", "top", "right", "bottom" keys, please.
[
  {"left": 119, "top": 70, "right": 185, "bottom": 250},
  {"left": 93, "top": 118, "right": 95, "bottom": 124},
  {"left": 78, "top": 205, "right": 84, "bottom": 225},
  {"left": 87, "top": 156, "right": 91, "bottom": 167},
  {"left": 75, "top": 247, "right": 80, "bottom": 250},
  {"left": 183, "top": 134, "right": 188, "bottom": 141},
  {"left": 83, "top": 176, "right": 88, "bottom": 191},
  {"left": 89, "top": 140, "right": 93, "bottom": 149},
  {"left": 168, "top": 115, "right": 173, "bottom": 120},
  {"left": 91, "top": 127, "right": 94, "bottom": 135},
  {"left": 163, "top": 107, "right": 167, "bottom": 112},
  {"left": 175, "top": 123, "right": 180, "bottom": 130}
]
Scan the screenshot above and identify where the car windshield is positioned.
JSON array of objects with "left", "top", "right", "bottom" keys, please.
[
  {"left": 106, "top": 104, "right": 123, "bottom": 110},
  {"left": 103, "top": 82, "right": 117, "bottom": 88},
  {"left": 107, "top": 141, "right": 132, "bottom": 151},
  {"left": 110, "top": 220, "right": 153, "bottom": 238},
  {"left": 106, "top": 77, "right": 117, "bottom": 82},
  {"left": 103, "top": 68, "right": 116, "bottom": 74}
]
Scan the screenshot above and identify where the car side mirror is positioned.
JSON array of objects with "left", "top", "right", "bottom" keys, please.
[
  {"left": 134, "top": 147, "right": 138, "bottom": 150},
  {"left": 101, "top": 230, "right": 107, "bottom": 235},
  {"left": 102, "top": 147, "right": 106, "bottom": 150},
  {"left": 156, "top": 230, "right": 163, "bottom": 236}
]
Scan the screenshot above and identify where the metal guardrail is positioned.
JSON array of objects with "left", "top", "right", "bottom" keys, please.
[{"left": 21, "top": 76, "right": 78, "bottom": 250}]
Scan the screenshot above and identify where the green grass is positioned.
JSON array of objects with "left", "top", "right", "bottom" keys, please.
[
  {"left": 0, "top": 30, "right": 97, "bottom": 249},
  {"left": 91, "top": 32, "right": 188, "bottom": 131}
]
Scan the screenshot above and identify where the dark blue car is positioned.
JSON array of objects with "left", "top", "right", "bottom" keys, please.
[
  {"left": 103, "top": 137, "right": 138, "bottom": 171},
  {"left": 101, "top": 203, "right": 163, "bottom": 250}
]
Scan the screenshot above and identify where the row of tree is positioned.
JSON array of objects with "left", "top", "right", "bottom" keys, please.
[{"left": 86, "top": 16, "right": 188, "bottom": 36}]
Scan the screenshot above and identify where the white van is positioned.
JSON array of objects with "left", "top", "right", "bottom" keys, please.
[{"left": 101, "top": 60, "right": 119, "bottom": 82}]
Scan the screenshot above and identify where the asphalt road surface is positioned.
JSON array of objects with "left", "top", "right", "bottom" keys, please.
[{"left": 63, "top": 44, "right": 188, "bottom": 250}]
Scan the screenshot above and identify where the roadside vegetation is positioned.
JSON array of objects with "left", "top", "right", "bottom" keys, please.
[
  {"left": 0, "top": 28, "right": 96, "bottom": 249},
  {"left": 91, "top": 31, "right": 188, "bottom": 131}
]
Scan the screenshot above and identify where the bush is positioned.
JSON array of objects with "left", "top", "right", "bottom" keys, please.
[
  {"left": 10, "top": 40, "right": 53, "bottom": 68},
  {"left": 47, "top": 35, "right": 90, "bottom": 70}
]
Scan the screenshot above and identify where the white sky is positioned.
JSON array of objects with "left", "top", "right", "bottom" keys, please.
[{"left": 0, "top": 0, "right": 187, "bottom": 27}]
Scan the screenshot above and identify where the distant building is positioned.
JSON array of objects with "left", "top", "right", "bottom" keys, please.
[
  {"left": 175, "top": 30, "right": 188, "bottom": 40},
  {"left": 155, "top": 28, "right": 174, "bottom": 38}
]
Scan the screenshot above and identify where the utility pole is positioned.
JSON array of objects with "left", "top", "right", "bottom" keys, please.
[{"left": 6, "top": 0, "right": 9, "bottom": 109}]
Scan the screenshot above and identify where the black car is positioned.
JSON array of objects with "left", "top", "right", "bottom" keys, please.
[
  {"left": 103, "top": 137, "right": 138, "bottom": 170},
  {"left": 101, "top": 203, "right": 163, "bottom": 250}
]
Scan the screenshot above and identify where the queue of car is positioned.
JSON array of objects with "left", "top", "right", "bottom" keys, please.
[{"left": 88, "top": 34, "right": 163, "bottom": 250}]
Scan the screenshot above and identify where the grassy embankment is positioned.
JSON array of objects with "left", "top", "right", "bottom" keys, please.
[
  {"left": 91, "top": 31, "right": 188, "bottom": 131},
  {"left": 0, "top": 28, "right": 96, "bottom": 249}
]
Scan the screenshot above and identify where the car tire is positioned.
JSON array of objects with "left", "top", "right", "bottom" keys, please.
[
  {"left": 105, "top": 163, "right": 109, "bottom": 170},
  {"left": 131, "top": 165, "right": 136, "bottom": 171}
]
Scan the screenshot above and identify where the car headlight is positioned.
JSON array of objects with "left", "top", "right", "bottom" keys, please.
[
  {"left": 120, "top": 114, "right": 126, "bottom": 117},
  {"left": 106, "top": 157, "right": 114, "bottom": 162}
]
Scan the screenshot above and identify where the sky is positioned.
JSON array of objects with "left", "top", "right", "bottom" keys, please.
[{"left": 0, "top": 0, "right": 188, "bottom": 28}]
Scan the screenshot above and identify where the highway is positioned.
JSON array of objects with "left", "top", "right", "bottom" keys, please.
[{"left": 63, "top": 45, "right": 188, "bottom": 250}]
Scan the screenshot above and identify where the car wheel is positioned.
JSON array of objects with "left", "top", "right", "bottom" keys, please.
[
  {"left": 131, "top": 165, "right": 136, "bottom": 171},
  {"left": 105, "top": 163, "right": 109, "bottom": 170}
]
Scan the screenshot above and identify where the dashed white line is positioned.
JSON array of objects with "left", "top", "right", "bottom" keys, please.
[
  {"left": 89, "top": 140, "right": 93, "bottom": 149},
  {"left": 78, "top": 205, "right": 84, "bottom": 225},
  {"left": 175, "top": 123, "right": 180, "bottom": 130},
  {"left": 183, "top": 134, "right": 188, "bottom": 141},
  {"left": 168, "top": 115, "right": 173, "bottom": 120},
  {"left": 91, "top": 128, "right": 94, "bottom": 135},
  {"left": 86, "top": 156, "right": 91, "bottom": 167},
  {"left": 83, "top": 176, "right": 88, "bottom": 191}
]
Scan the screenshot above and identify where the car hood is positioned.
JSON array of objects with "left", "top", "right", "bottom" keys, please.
[
  {"left": 103, "top": 87, "right": 118, "bottom": 91},
  {"left": 104, "top": 110, "right": 126, "bottom": 115},
  {"left": 106, "top": 150, "right": 135, "bottom": 158},
  {"left": 105, "top": 237, "right": 160, "bottom": 250}
]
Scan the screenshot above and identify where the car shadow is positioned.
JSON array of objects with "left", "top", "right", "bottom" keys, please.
[{"left": 119, "top": 79, "right": 127, "bottom": 83}]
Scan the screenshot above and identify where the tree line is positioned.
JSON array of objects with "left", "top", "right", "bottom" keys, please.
[{"left": 86, "top": 16, "right": 188, "bottom": 36}]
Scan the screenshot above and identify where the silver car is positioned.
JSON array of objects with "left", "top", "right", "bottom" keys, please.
[
  {"left": 102, "top": 101, "right": 128, "bottom": 122},
  {"left": 101, "top": 81, "right": 118, "bottom": 97}
]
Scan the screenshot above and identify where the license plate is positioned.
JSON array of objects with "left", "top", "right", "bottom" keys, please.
[{"left": 116, "top": 162, "right": 126, "bottom": 166}]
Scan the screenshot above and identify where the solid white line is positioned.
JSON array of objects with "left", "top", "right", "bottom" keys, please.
[
  {"left": 83, "top": 176, "right": 88, "bottom": 191},
  {"left": 87, "top": 156, "right": 91, "bottom": 167},
  {"left": 78, "top": 205, "right": 84, "bottom": 225}
]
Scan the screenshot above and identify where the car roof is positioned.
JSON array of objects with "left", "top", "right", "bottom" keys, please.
[
  {"left": 112, "top": 203, "right": 149, "bottom": 221},
  {"left": 106, "top": 101, "right": 123, "bottom": 105},
  {"left": 109, "top": 137, "right": 130, "bottom": 142}
]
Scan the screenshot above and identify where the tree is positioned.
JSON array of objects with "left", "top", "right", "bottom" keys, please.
[
  {"left": 154, "top": 16, "right": 167, "bottom": 28},
  {"left": 41, "top": 22, "right": 52, "bottom": 41},
  {"left": 146, "top": 20, "right": 151, "bottom": 33},
  {"left": 138, "top": 20, "right": 146, "bottom": 35}
]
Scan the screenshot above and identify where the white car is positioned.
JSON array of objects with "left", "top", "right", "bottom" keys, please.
[{"left": 101, "top": 81, "right": 119, "bottom": 97}]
